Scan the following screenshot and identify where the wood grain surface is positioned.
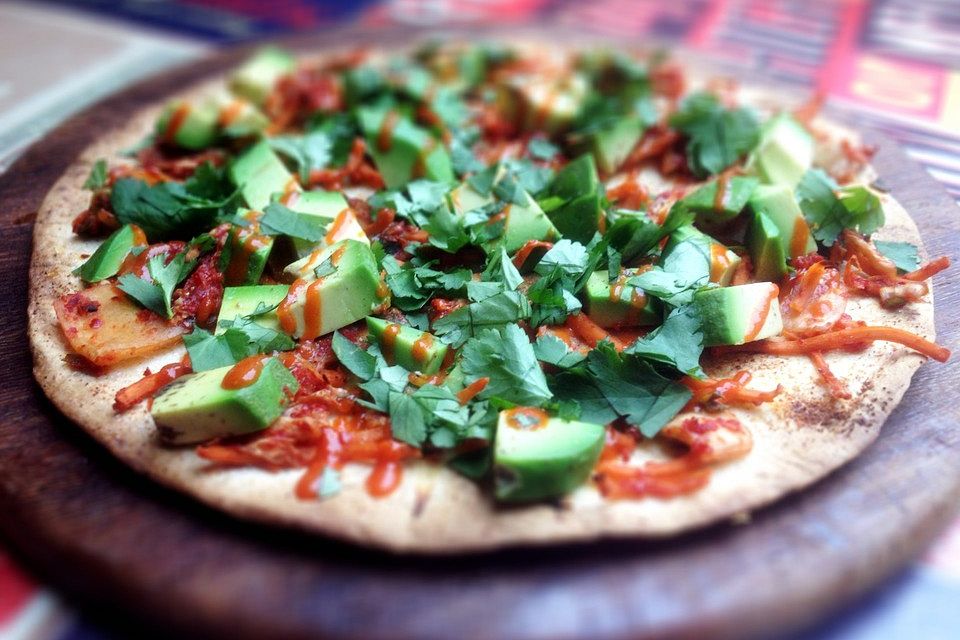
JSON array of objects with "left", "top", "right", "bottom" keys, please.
[{"left": 1, "top": 25, "right": 959, "bottom": 640}]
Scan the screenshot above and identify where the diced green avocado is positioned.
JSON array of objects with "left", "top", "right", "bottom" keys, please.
[
  {"left": 156, "top": 99, "right": 220, "bottom": 150},
  {"left": 152, "top": 357, "right": 298, "bottom": 445},
  {"left": 681, "top": 176, "right": 759, "bottom": 224},
  {"left": 588, "top": 115, "right": 644, "bottom": 175},
  {"left": 747, "top": 113, "right": 813, "bottom": 188},
  {"left": 366, "top": 317, "right": 448, "bottom": 375},
  {"left": 582, "top": 270, "right": 661, "bottom": 328},
  {"left": 221, "top": 213, "right": 274, "bottom": 286},
  {"left": 693, "top": 282, "right": 783, "bottom": 346},
  {"left": 498, "top": 73, "right": 589, "bottom": 134},
  {"left": 215, "top": 285, "right": 289, "bottom": 335},
  {"left": 281, "top": 208, "right": 370, "bottom": 279},
  {"left": 229, "top": 139, "right": 298, "bottom": 210},
  {"left": 280, "top": 239, "right": 384, "bottom": 340},
  {"left": 449, "top": 166, "right": 560, "bottom": 253},
  {"left": 229, "top": 47, "right": 296, "bottom": 106},
  {"left": 749, "top": 184, "right": 817, "bottom": 259},
  {"left": 276, "top": 190, "right": 364, "bottom": 259},
  {"left": 74, "top": 224, "right": 142, "bottom": 283},
  {"left": 356, "top": 106, "right": 454, "bottom": 188},
  {"left": 663, "top": 226, "right": 742, "bottom": 286},
  {"left": 544, "top": 154, "right": 604, "bottom": 244},
  {"left": 747, "top": 210, "right": 788, "bottom": 282},
  {"left": 493, "top": 408, "right": 605, "bottom": 503}
]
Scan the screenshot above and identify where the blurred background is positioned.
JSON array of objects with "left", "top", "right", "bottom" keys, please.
[{"left": 1, "top": 1, "right": 959, "bottom": 638}]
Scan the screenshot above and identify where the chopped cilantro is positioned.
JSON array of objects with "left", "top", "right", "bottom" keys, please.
[
  {"left": 332, "top": 331, "right": 378, "bottom": 380},
  {"left": 182, "top": 328, "right": 251, "bottom": 372},
  {"left": 258, "top": 202, "right": 329, "bottom": 242},
  {"left": 117, "top": 253, "right": 190, "bottom": 318},
  {"left": 83, "top": 159, "right": 108, "bottom": 191},
  {"left": 533, "top": 333, "right": 587, "bottom": 369},
  {"left": 624, "top": 305, "right": 705, "bottom": 378},
  {"left": 874, "top": 240, "right": 920, "bottom": 273},
  {"left": 796, "top": 169, "right": 885, "bottom": 246},
  {"left": 461, "top": 324, "right": 553, "bottom": 407},
  {"left": 269, "top": 131, "right": 332, "bottom": 182},
  {"left": 528, "top": 138, "right": 560, "bottom": 161},
  {"left": 432, "top": 290, "right": 531, "bottom": 347},
  {"left": 669, "top": 92, "right": 760, "bottom": 178}
]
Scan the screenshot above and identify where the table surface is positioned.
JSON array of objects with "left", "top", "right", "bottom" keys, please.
[{"left": 1, "top": 1, "right": 959, "bottom": 639}]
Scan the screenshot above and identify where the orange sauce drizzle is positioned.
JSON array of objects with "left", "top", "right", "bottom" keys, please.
[
  {"left": 713, "top": 174, "right": 730, "bottom": 211},
  {"left": 411, "top": 331, "right": 434, "bottom": 364},
  {"left": 221, "top": 355, "right": 268, "bottom": 390},
  {"left": 324, "top": 208, "right": 352, "bottom": 245},
  {"left": 743, "top": 284, "right": 779, "bottom": 342},
  {"left": 456, "top": 377, "right": 489, "bottom": 404},
  {"left": 163, "top": 103, "right": 191, "bottom": 143},
  {"left": 301, "top": 279, "right": 325, "bottom": 340},
  {"left": 277, "top": 279, "right": 307, "bottom": 335},
  {"left": 381, "top": 323, "right": 401, "bottom": 364},
  {"left": 789, "top": 216, "right": 812, "bottom": 259},
  {"left": 709, "top": 244, "right": 732, "bottom": 283},
  {"left": 378, "top": 111, "right": 399, "bottom": 151},
  {"left": 218, "top": 99, "right": 245, "bottom": 127},
  {"left": 502, "top": 406, "right": 549, "bottom": 430}
]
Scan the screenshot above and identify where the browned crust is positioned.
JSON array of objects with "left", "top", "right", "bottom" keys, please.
[{"left": 27, "top": 51, "right": 937, "bottom": 553}]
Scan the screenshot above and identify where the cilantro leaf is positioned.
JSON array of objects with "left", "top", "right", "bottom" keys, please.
[
  {"left": 381, "top": 256, "right": 471, "bottom": 311},
  {"left": 533, "top": 333, "right": 587, "bottom": 369},
  {"left": 481, "top": 247, "right": 523, "bottom": 291},
  {"left": 624, "top": 305, "right": 705, "bottom": 377},
  {"left": 182, "top": 328, "right": 251, "bottom": 372},
  {"left": 389, "top": 391, "right": 429, "bottom": 446},
  {"left": 432, "top": 290, "right": 531, "bottom": 347},
  {"left": 585, "top": 341, "right": 691, "bottom": 437},
  {"left": 461, "top": 323, "right": 552, "bottom": 406},
  {"left": 669, "top": 92, "right": 760, "bottom": 178},
  {"left": 630, "top": 237, "right": 711, "bottom": 306},
  {"left": 332, "top": 331, "right": 378, "bottom": 380},
  {"left": 117, "top": 253, "right": 187, "bottom": 318},
  {"left": 874, "top": 240, "right": 920, "bottom": 273},
  {"left": 606, "top": 202, "right": 694, "bottom": 263},
  {"left": 528, "top": 138, "right": 560, "bottom": 160},
  {"left": 797, "top": 170, "right": 886, "bottom": 245},
  {"left": 534, "top": 239, "right": 589, "bottom": 279},
  {"left": 259, "top": 202, "right": 329, "bottom": 242},
  {"left": 269, "top": 131, "right": 332, "bottom": 182},
  {"left": 83, "top": 159, "right": 108, "bottom": 191},
  {"left": 111, "top": 163, "right": 238, "bottom": 241},
  {"left": 73, "top": 225, "right": 138, "bottom": 283},
  {"left": 219, "top": 315, "right": 295, "bottom": 354}
]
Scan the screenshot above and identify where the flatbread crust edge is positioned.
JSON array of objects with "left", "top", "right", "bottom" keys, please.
[{"left": 27, "top": 67, "right": 936, "bottom": 553}]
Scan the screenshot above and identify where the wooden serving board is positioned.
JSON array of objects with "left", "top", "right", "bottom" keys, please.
[{"left": 1, "top": 25, "right": 959, "bottom": 640}]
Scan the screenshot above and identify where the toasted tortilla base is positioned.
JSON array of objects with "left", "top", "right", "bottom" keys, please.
[{"left": 28, "top": 68, "right": 936, "bottom": 552}]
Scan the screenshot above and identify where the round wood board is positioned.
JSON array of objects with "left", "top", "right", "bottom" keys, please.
[{"left": 1, "top": 25, "right": 959, "bottom": 640}]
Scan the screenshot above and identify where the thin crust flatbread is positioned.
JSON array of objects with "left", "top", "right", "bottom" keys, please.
[{"left": 28, "top": 48, "right": 936, "bottom": 552}]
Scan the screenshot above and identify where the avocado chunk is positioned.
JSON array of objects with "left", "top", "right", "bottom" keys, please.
[
  {"left": 215, "top": 285, "right": 289, "bottom": 335},
  {"left": 663, "top": 225, "right": 741, "bottom": 286},
  {"left": 588, "top": 115, "right": 644, "bottom": 175},
  {"left": 366, "top": 317, "right": 448, "bottom": 375},
  {"left": 281, "top": 208, "right": 370, "bottom": 280},
  {"left": 544, "top": 154, "right": 604, "bottom": 244},
  {"left": 749, "top": 184, "right": 816, "bottom": 259},
  {"left": 156, "top": 91, "right": 268, "bottom": 149},
  {"left": 449, "top": 166, "right": 560, "bottom": 253},
  {"left": 156, "top": 99, "right": 220, "bottom": 150},
  {"left": 278, "top": 239, "right": 384, "bottom": 340},
  {"left": 152, "top": 357, "right": 298, "bottom": 445},
  {"left": 229, "top": 139, "right": 298, "bottom": 210},
  {"left": 493, "top": 407, "right": 605, "bottom": 503},
  {"left": 222, "top": 214, "right": 275, "bottom": 286},
  {"left": 357, "top": 105, "right": 454, "bottom": 188},
  {"left": 498, "top": 73, "right": 589, "bottom": 134},
  {"left": 229, "top": 47, "right": 296, "bottom": 106},
  {"left": 747, "top": 113, "right": 813, "bottom": 188},
  {"left": 693, "top": 282, "right": 783, "bottom": 346},
  {"left": 74, "top": 224, "right": 143, "bottom": 283},
  {"left": 582, "top": 270, "right": 661, "bottom": 328},
  {"left": 680, "top": 176, "right": 759, "bottom": 224},
  {"left": 747, "top": 210, "right": 788, "bottom": 282},
  {"left": 275, "top": 189, "right": 352, "bottom": 258}
]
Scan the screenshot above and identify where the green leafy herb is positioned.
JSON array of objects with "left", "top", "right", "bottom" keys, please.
[
  {"left": 461, "top": 323, "right": 552, "bottom": 406},
  {"left": 432, "top": 290, "right": 531, "bottom": 347},
  {"left": 269, "top": 131, "right": 332, "bottom": 182},
  {"left": 83, "top": 159, "right": 108, "bottom": 191},
  {"left": 182, "top": 328, "right": 251, "bottom": 372},
  {"left": 874, "top": 240, "right": 920, "bottom": 273},
  {"left": 259, "top": 202, "right": 329, "bottom": 242},
  {"left": 624, "top": 305, "right": 705, "bottom": 377},
  {"left": 381, "top": 255, "right": 471, "bottom": 311},
  {"left": 528, "top": 138, "right": 560, "bottom": 160},
  {"left": 629, "top": 236, "right": 711, "bottom": 306},
  {"left": 533, "top": 333, "right": 587, "bottom": 369},
  {"left": 73, "top": 225, "right": 138, "bottom": 283},
  {"left": 796, "top": 169, "right": 885, "bottom": 245},
  {"left": 332, "top": 331, "right": 378, "bottom": 380},
  {"left": 117, "top": 253, "right": 189, "bottom": 318},
  {"left": 669, "top": 92, "right": 760, "bottom": 178}
]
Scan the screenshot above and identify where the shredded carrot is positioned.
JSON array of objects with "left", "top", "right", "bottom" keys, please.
[
  {"left": 565, "top": 313, "right": 628, "bottom": 350},
  {"left": 739, "top": 326, "right": 950, "bottom": 362},
  {"left": 113, "top": 357, "right": 191, "bottom": 412},
  {"left": 457, "top": 377, "right": 489, "bottom": 404},
  {"left": 902, "top": 256, "right": 950, "bottom": 282},
  {"left": 807, "top": 352, "right": 851, "bottom": 400}
]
